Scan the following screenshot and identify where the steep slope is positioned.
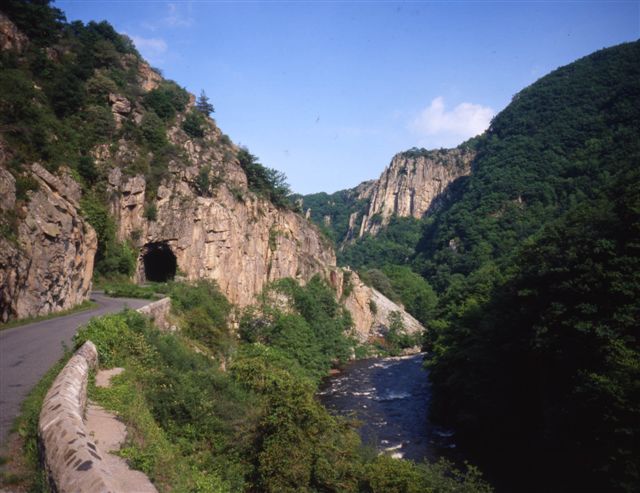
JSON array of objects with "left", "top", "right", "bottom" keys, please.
[
  {"left": 356, "top": 147, "right": 474, "bottom": 237},
  {"left": 415, "top": 40, "right": 640, "bottom": 291},
  {"left": 300, "top": 146, "right": 473, "bottom": 244},
  {"left": 421, "top": 41, "right": 640, "bottom": 491},
  {"left": 0, "top": 3, "right": 422, "bottom": 343},
  {"left": 95, "top": 90, "right": 336, "bottom": 306},
  {"left": 0, "top": 162, "right": 96, "bottom": 321}
]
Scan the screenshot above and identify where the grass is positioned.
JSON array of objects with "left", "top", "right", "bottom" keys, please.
[
  {"left": 0, "top": 300, "right": 97, "bottom": 332},
  {"left": 90, "top": 369, "right": 229, "bottom": 492},
  {"left": 98, "top": 280, "right": 168, "bottom": 300}
]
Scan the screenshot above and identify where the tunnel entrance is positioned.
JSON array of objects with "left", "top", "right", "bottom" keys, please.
[{"left": 142, "top": 242, "right": 177, "bottom": 282}]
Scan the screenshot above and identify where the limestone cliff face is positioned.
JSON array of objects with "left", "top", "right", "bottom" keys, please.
[
  {"left": 344, "top": 148, "right": 474, "bottom": 239},
  {"left": 0, "top": 163, "right": 97, "bottom": 322},
  {"left": 332, "top": 270, "right": 423, "bottom": 343},
  {"left": 108, "top": 169, "right": 335, "bottom": 306},
  {"left": 100, "top": 104, "right": 422, "bottom": 336},
  {"left": 100, "top": 104, "right": 334, "bottom": 306}
]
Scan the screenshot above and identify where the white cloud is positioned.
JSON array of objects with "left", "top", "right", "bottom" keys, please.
[
  {"left": 140, "top": 3, "right": 193, "bottom": 31},
  {"left": 129, "top": 35, "right": 168, "bottom": 63},
  {"left": 409, "top": 97, "right": 494, "bottom": 147},
  {"left": 165, "top": 2, "right": 193, "bottom": 28}
]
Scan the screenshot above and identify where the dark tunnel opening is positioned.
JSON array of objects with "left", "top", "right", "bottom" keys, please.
[{"left": 142, "top": 242, "right": 177, "bottom": 282}]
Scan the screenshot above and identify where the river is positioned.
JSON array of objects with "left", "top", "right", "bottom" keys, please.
[{"left": 318, "top": 353, "right": 456, "bottom": 461}]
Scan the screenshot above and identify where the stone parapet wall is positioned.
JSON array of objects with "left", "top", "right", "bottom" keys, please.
[
  {"left": 38, "top": 341, "right": 119, "bottom": 492},
  {"left": 38, "top": 301, "right": 169, "bottom": 492},
  {"left": 136, "top": 297, "right": 171, "bottom": 329}
]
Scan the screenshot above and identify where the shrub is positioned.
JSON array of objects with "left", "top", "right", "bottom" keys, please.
[
  {"left": 140, "top": 111, "right": 167, "bottom": 150},
  {"left": 144, "top": 202, "right": 157, "bottom": 221},
  {"left": 195, "top": 165, "right": 211, "bottom": 196},
  {"left": 74, "top": 311, "right": 155, "bottom": 367},
  {"left": 85, "top": 71, "right": 118, "bottom": 102},
  {"left": 182, "top": 110, "right": 206, "bottom": 138},
  {"left": 361, "top": 456, "right": 493, "bottom": 493},
  {"left": 360, "top": 269, "right": 399, "bottom": 302},
  {"left": 14, "top": 174, "right": 39, "bottom": 201},
  {"left": 83, "top": 104, "right": 115, "bottom": 144},
  {"left": 169, "top": 281, "right": 232, "bottom": 354},
  {"left": 81, "top": 193, "right": 137, "bottom": 277},
  {"left": 77, "top": 156, "right": 98, "bottom": 185},
  {"left": 142, "top": 82, "right": 189, "bottom": 121}
]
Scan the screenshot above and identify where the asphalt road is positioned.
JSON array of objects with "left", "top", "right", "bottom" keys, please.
[{"left": 0, "top": 293, "right": 150, "bottom": 447}]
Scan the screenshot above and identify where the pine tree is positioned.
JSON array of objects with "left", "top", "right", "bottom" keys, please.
[{"left": 195, "top": 90, "right": 214, "bottom": 115}]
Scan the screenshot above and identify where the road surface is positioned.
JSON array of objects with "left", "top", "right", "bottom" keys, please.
[{"left": 0, "top": 293, "right": 149, "bottom": 447}]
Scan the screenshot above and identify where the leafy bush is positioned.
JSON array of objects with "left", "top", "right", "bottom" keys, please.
[
  {"left": 140, "top": 111, "right": 167, "bottom": 150},
  {"left": 360, "top": 268, "right": 399, "bottom": 302},
  {"left": 81, "top": 193, "right": 137, "bottom": 277},
  {"left": 143, "top": 202, "right": 157, "bottom": 221},
  {"left": 77, "top": 155, "right": 98, "bottom": 185},
  {"left": 142, "top": 82, "right": 189, "bottom": 121},
  {"left": 362, "top": 456, "right": 493, "bottom": 493},
  {"left": 169, "top": 281, "right": 232, "bottom": 354},
  {"left": 74, "top": 311, "right": 155, "bottom": 367},
  {"left": 181, "top": 110, "right": 206, "bottom": 138},
  {"left": 237, "top": 147, "right": 292, "bottom": 208},
  {"left": 14, "top": 174, "right": 39, "bottom": 201}
]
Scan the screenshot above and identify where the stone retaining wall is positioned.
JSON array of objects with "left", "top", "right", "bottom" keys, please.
[
  {"left": 136, "top": 297, "right": 171, "bottom": 330},
  {"left": 38, "top": 299, "right": 170, "bottom": 492},
  {"left": 38, "top": 341, "right": 119, "bottom": 492}
]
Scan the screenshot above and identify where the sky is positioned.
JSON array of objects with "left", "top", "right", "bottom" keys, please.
[{"left": 57, "top": 1, "right": 639, "bottom": 194}]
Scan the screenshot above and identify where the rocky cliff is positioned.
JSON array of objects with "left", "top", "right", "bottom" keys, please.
[
  {"left": 103, "top": 103, "right": 423, "bottom": 343},
  {"left": 335, "top": 269, "right": 423, "bottom": 343},
  {"left": 351, "top": 148, "right": 474, "bottom": 238},
  {"left": 0, "top": 8, "right": 422, "bottom": 341},
  {"left": 0, "top": 162, "right": 97, "bottom": 322},
  {"left": 301, "top": 147, "right": 474, "bottom": 244}
]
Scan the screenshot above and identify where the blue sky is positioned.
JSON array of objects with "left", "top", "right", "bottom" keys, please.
[{"left": 57, "top": 1, "right": 639, "bottom": 194}]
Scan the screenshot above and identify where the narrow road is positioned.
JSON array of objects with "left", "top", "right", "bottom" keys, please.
[{"left": 0, "top": 293, "right": 150, "bottom": 447}]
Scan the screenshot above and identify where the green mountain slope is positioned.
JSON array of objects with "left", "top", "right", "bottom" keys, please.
[
  {"left": 415, "top": 41, "right": 640, "bottom": 291},
  {"left": 421, "top": 41, "right": 640, "bottom": 491}
]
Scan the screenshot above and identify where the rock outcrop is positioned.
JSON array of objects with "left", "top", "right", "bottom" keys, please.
[
  {"left": 0, "top": 9, "right": 422, "bottom": 337},
  {"left": 334, "top": 269, "right": 423, "bottom": 343},
  {"left": 0, "top": 12, "right": 28, "bottom": 53},
  {"left": 350, "top": 148, "right": 474, "bottom": 238},
  {"left": 0, "top": 163, "right": 97, "bottom": 322},
  {"left": 107, "top": 167, "right": 335, "bottom": 307}
]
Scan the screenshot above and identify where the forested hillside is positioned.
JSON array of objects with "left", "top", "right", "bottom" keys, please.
[
  {"left": 309, "top": 41, "right": 639, "bottom": 491},
  {"left": 420, "top": 41, "right": 640, "bottom": 492},
  {"left": 302, "top": 40, "right": 639, "bottom": 491}
]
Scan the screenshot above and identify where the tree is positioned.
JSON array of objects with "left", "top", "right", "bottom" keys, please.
[{"left": 196, "top": 90, "right": 214, "bottom": 115}]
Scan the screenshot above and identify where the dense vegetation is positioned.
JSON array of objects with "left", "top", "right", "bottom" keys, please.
[
  {"left": 71, "top": 280, "right": 491, "bottom": 493},
  {"left": 418, "top": 41, "right": 640, "bottom": 492},
  {"left": 428, "top": 169, "right": 639, "bottom": 491},
  {"left": 300, "top": 41, "right": 640, "bottom": 491},
  {"left": 237, "top": 147, "right": 292, "bottom": 209},
  {"left": 295, "top": 188, "right": 371, "bottom": 242}
]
